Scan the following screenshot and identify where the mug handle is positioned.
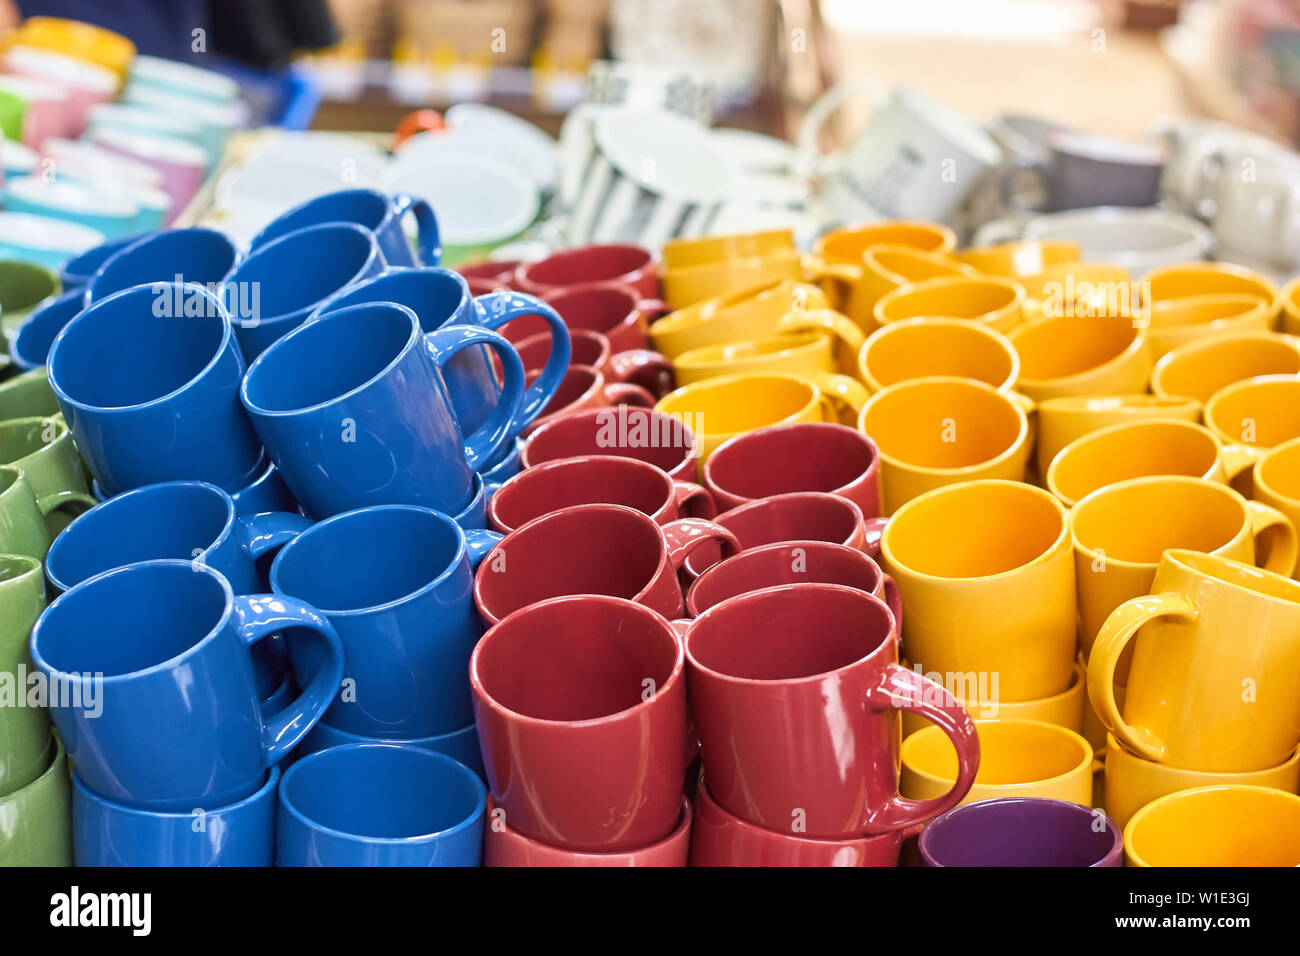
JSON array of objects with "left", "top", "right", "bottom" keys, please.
[
  {"left": 393, "top": 193, "right": 442, "bottom": 266},
  {"left": 879, "top": 571, "right": 903, "bottom": 636},
  {"left": 474, "top": 291, "right": 571, "bottom": 426},
  {"left": 863, "top": 515, "right": 888, "bottom": 559},
  {"left": 672, "top": 481, "right": 716, "bottom": 520},
  {"left": 794, "top": 78, "right": 889, "bottom": 179},
  {"left": 1085, "top": 591, "right": 1199, "bottom": 763},
  {"left": 35, "top": 490, "right": 98, "bottom": 519},
  {"left": 464, "top": 528, "right": 503, "bottom": 568},
  {"left": 776, "top": 308, "right": 867, "bottom": 365},
  {"left": 1221, "top": 443, "right": 1260, "bottom": 483},
  {"left": 1245, "top": 500, "right": 1299, "bottom": 577},
  {"left": 237, "top": 510, "right": 314, "bottom": 560},
  {"left": 233, "top": 593, "right": 344, "bottom": 764},
  {"left": 662, "top": 518, "right": 742, "bottom": 577},
  {"left": 860, "top": 662, "right": 981, "bottom": 833},
  {"left": 604, "top": 382, "right": 656, "bottom": 408},
  {"left": 811, "top": 371, "right": 870, "bottom": 421},
  {"left": 608, "top": 348, "right": 676, "bottom": 397},
  {"left": 425, "top": 324, "right": 528, "bottom": 472}
]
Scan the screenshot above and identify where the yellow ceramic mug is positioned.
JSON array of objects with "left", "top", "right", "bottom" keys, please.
[
  {"left": 858, "top": 377, "right": 1031, "bottom": 514},
  {"left": 812, "top": 221, "right": 956, "bottom": 312},
  {"left": 1150, "top": 330, "right": 1300, "bottom": 403},
  {"left": 1124, "top": 785, "right": 1300, "bottom": 866},
  {"left": 873, "top": 275, "right": 1026, "bottom": 334},
  {"left": 1283, "top": 275, "right": 1300, "bottom": 335},
  {"left": 655, "top": 370, "right": 868, "bottom": 463},
  {"left": 1018, "top": 262, "right": 1137, "bottom": 326},
  {"left": 1145, "top": 260, "right": 1281, "bottom": 323},
  {"left": 1203, "top": 374, "right": 1300, "bottom": 478},
  {"left": 1035, "top": 395, "right": 1203, "bottom": 483},
  {"left": 881, "top": 480, "right": 1076, "bottom": 701},
  {"left": 661, "top": 240, "right": 805, "bottom": 311},
  {"left": 1046, "top": 418, "right": 1236, "bottom": 509},
  {"left": 1008, "top": 314, "right": 1151, "bottom": 402},
  {"left": 856, "top": 317, "right": 1020, "bottom": 394},
  {"left": 955, "top": 239, "right": 1082, "bottom": 279},
  {"left": 1254, "top": 437, "right": 1300, "bottom": 580},
  {"left": 1088, "top": 549, "right": 1300, "bottom": 773},
  {"left": 1070, "top": 476, "right": 1297, "bottom": 666},
  {"left": 649, "top": 279, "right": 827, "bottom": 359},
  {"left": 662, "top": 228, "right": 796, "bottom": 270},
  {"left": 672, "top": 309, "right": 865, "bottom": 384},
  {"left": 901, "top": 662, "right": 1085, "bottom": 739},
  {"left": 1105, "top": 737, "right": 1300, "bottom": 831},
  {"left": 828, "top": 245, "right": 976, "bottom": 333},
  {"left": 1145, "top": 293, "right": 1273, "bottom": 357},
  {"left": 901, "top": 719, "right": 1094, "bottom": 806}
]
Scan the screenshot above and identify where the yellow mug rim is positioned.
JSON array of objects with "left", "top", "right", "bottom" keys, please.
[{"left": 901, "top": 717, "right": 1094, "bottom": 790}]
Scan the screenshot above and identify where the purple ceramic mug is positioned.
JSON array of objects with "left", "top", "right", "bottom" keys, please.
[{"left": 918, "top": 797, "right": 1122, "bottom": 867}]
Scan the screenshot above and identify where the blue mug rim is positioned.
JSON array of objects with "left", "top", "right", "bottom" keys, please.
[
  {"left": 269, "top": 504, "right": 468, "bottom": 617},
  {"left": 240, "top": 300, "right": 424, "bottom": 419},
  {"left": 30, "top": 559, "right": 239, "bottom": 687},
  {"left": 72, "top": 764, "right": 280, "bottom": 819},
  {"left": 84, "top": 227, "right": 237, "bottom": 306},
  {"left": 248, "top": 188, "right": 392, "bottom": 250},
  {"left": 308, "top": 264, "right": 472, "bottom": 331},
  {"left": 279, "top": 742, "right": 486, "bottom": 846},
  {"left": 47, "top": 282, "right": 234, "bottom": 415},
  {"left": 305, "top": 720, "right": 477, "bottom": 749},
  {"left": 45, "top": 480, "right": 240, "bottom": 594},
  {"left": 11, "top": 287, "right": 86, "bottom": 371}
]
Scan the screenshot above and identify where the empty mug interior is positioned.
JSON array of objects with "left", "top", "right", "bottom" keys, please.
[
  {"left": 707, "top": 424, "right": 872, "bottom": 499},
  {"left": 90, "top": 229, "right": 236, "bottom": 301},
  {"left": 545, "top": 284, "right": 636, "bottom": 336},
  {"left": 492, "top": 458, "right": 669, "bottom": 530},
  {"left": 525, "top": 245, "right": 649, "bottom": 287},
  {"left": 47, "top": 482, "right": 232, "bottom": 588},
  {"left": 864, "top": 321, "right": 1015, "bottom": 390},
  {"left": 923, "top": 799, "right": 1117, "bottom": 866},
  {"left": 1072, "top": 479, "right": 1243, "bottom": 564},
  {"left": 243, "top": 304, "right": 413, "bottom": 413},
  {"left": 1207, "top": 378, "right": 1300, "bottom": 447},
  {"left": 1127, "top": 786, "right": 1300, "bottom": 866},
  {"left": 52, "top": 286, "right": 225, "bottom": 408},
  {"left": 479, "top": 507, "right": 663, "bottom": 616},
  {"left": 533, "top": 365, "right": 601, "bottom": 418},
  {"left": 689, "top": 541, "right": 879, "bottom": 614},
  {"left": 283, "top": 745, "right": 481, "bottom": 840},
  {"left": 320, "top": 267, "right": 467, "bottom": 332},
  {"left": 0, "top": 417, "right": 64, "bottom": 461},
  {"left": 274, "top": 507, "right": 460, "bottom": 612},
  {"left": 229, "top": 225, "right": 374, "bottom": 321},
  {"left": 659, "top": 376, "right": 813, "bottom": 433},
  {"left": 1156, "top": 336, "right": 1300, "bottom": 402},
  {"left": 888, "top": 482, "right": 1062, "bottom": 577},
  {"left": 516, "top": 328, "right": 605, "bottom": 374},
  {"left": 864, "top": 380, "right": 1022, "bottom": 469},
  {"left": 34, "top": 562, "right": 228, "bottom": 677},
  {"left": 1049, "top": 421, "right": 1219, "bottom": 505},
  {"left": 881, "top": 278, "right": 1016, "bottom": 322},
  {"left": 1014, "top": 315, "right": 1138, "bottom": 381},
  {"left": 688, "top": 584, "right": 890, "bottom": 681},
  {"left": 687, "top": 493, "right": 860, "bottom": 578},
  {"left": 474, "top": 596, "right": 678, "bottom": 721},
  {"left": 1258, "top": 440, "right": 1300, "bottom": 501},
  {"left": 524, "top": 408, "right": 694, "bottom": 474},
  {"left": 906, "top": 720, "right": 1089, "bottom": 786},
  {"left": 0, "top": 261, "right": 58, "bottom": 314}
]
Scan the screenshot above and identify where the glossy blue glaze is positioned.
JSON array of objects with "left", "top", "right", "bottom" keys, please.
[
  {"left": 84, "top": 228, "right": 239, "bottom": 305},
  {"left": 453, "top": 474, "right": 489, "bottom": 530},
  {"left": 229, "top": 462, "right": 299, "bottom": 516},
  {"left": 479, "top": 439, "right": 522, "bottom": 485},
  {"left": 311, "top": 268, "right": 570, "bottom": 438},
  {"left": 248, "top": 188, "right": 441, "bottom": 268},
  {"left": 220, "top": 222, "right": 386, "bottom": 360},
  {"left": 11, "top": 287, "right": 83, "bottom": 371},
  {"left": 73, "top": 767, "right": 278, "bottom": 867},
  {"left": 292, "top": 721, "right": 485, "bottom": 781},
  {"left": 271, "top": 505, "right": 499, "bottom": 737},
  {"left": 29, "top": 560, "right": 344, "bottom": 811},
  {"left": 277, "top": 744, "right": 485, "bottom": 866},
  {"left": 241, "top": 302, "right": 525, "bottom": 518},
  {"left": 58, "top": 233, "right": 151, "bottom": 291},
  {"left": 47, "top": 283, "right": 265, "bottom": 497}
]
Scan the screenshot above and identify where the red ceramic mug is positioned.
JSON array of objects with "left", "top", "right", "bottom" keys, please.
[
  {"left": 488, "top": 455, "right": 715, "bottom": 534},
  {"left": 521, "top": 406, "right": 702, "bottom": 482},
  {"left": 682, "top": 491, "right": 873, "bottom": 577},
  {"left": 456, "top": 259, "right": 520, "bottom": 287},
  {"left": 474, "top": 503, "right": 741, "bottom": 626},
  {"left": 541, "top": 281, "right": 658, "bottom": 352},
  {"left": 514, "top": 328, "right": 675, "bottom": 398},
  {"left": 704, "top": 422, "right": 885, "bottom": 519},
  {"left": 523, "top": 365, "right": 656, "bottom": 437},
  {"left": 514, "top": 243, "right": 661, "bottom": 300},
  {"left": 485, "top": 794, "right": 693, "bottom": 867},
  {"left": 690, "top": 782, "right": 902, "bottom": 867},
  {"left": 470, "top": 594, "right": 687, "bottom": 851},
  {"left": 685, "top": 539, "right": 901, "bottom": 630},
  {"left": 683, "top": 583, "right": 980, "bottom": 838}
]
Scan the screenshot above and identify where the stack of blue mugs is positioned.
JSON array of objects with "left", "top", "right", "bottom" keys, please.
[{"left": 2, "top": 187, "right": 575, "bottom": 866}]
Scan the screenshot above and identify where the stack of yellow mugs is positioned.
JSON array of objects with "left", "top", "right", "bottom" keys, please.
[{"left": 649, "top": 221, "right": 1300, "bottom": 866}]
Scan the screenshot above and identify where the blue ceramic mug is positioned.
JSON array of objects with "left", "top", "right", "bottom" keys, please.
[
  {"left": 48, "top": 283, "right": 264, "bottom": 497},
  {"left": 249, "top": 188, "right": 441, "bottom": 269},
  {"left": 312, "top": 268, "right": 570, "bottom": 447},
  {"left": 230, "top": 462, "right": 299, "bottom": 517},
  {"left": 241, "top": 302, "right": 525, "bottom": 518},
  {"left": 277, "top": 743, "right": 485, "bottom": 866},
  {"left": 84, "top": 227, "right": 238, "bottom": 305},
  {"left": 220, "top": 222, "right": 387, "bottom": 360},
  {"left": 11, "top": 287, "right": 82, "bottom": 370},
  {"left": 58, "top": 233, "right": 149, "bottom": 291},
  {"left": 271, "top": 505, "right": 499, "bottom": 737},
  {"left": 73, "top": 767, "right": 279, "bottom": 867},
  {"left": 30, "top": 560, "right": 344, "bottom": 811},
  {"left": 293, "top": 720, "right": 485, "bottom": 781}
]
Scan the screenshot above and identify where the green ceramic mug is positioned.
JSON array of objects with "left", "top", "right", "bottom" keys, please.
[
  {"left": 0, "top": 368, "right": 61, "bottom": 421},
  {"left": 0, "top": 465, "right": 97, "bottom": 559},
  {"left": 0, "top": 261, "right": 60, "bottom": 347},
  {"left": 0, "top": 731, "right": 72, "bottom": 865},
  {"left": 0, "top": 554, "right": 48, "bottom": 797},
  {"left": 0, "top": 417, "right": 89, "bottom": 504}
]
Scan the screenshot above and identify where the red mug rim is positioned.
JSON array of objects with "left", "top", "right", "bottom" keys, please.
[
  {"left": 487, "top": 454, "right": 675, "bottom": 533},
  {"left": 686, "top": 538, "right": 883, "bottom": 617}
]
